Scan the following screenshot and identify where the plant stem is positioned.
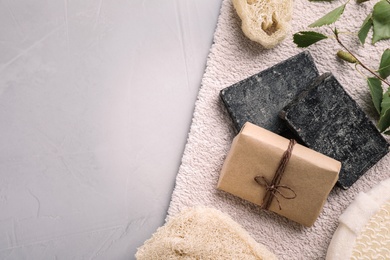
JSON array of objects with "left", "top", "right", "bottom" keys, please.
[{"left": 335, "top": 33, "right": 390, "bottom": 87}]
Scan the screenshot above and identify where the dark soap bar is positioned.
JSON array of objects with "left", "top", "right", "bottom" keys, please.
[
  {"left": 220, "top": 51, "right": 319, "bottom": 133},
  {"left": 280, "top": 73, "right": 390, "bottom": 189}
]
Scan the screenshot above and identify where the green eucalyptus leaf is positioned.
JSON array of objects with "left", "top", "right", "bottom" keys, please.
[
  {"left": 378, "top": 49, "right": 390, "bottom": 79},
  {"left": 378, "top": 108, "right": 390, "bottom": 132},
  {"left": 381, "top": 89, "right": 390, "bottom": 116},
  {"left": 378, "top": 89, "right": 390, "bottom": 132},
  {"left": 373, "top": 0, "right": 390, "bottom": 24},
  {"left": 372, "top": 0, "right": 390, "bottom": 43},
  {"left": 309, "top": 4, "right": 346, "bottom": 28},
  {"left": 293, "top": 31, "right": 328, "bottom": 47},
  {"left": 367, "top": 77, "right": 383, "bottom": 115},
  {"left": 358, "top": 14, "right": 373, "bottom": 45}
]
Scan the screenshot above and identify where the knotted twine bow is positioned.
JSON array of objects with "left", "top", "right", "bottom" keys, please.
[{"left": 254, "top": 139, "right": 297, "bottom": 210}]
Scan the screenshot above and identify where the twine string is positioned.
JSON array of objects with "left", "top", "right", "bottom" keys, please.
[{"left": 254, "top": 139, "right": 297, "bottom": 210}]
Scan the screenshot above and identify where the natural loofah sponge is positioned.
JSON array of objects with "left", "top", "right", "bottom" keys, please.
[
  {"left": 233, "top": 0, "right": 293, "bottom": 49},
  {"left": 135, "top": 207, "right": 277, "bottom": 259}
]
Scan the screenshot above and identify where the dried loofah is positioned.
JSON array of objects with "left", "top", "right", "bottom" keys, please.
[
  {"left": 233, "top": 0, "right": 293, "bottom": 49},
  {"left": 326, "top": 178, "right": 390, "bottom": 259},
  {"left": 135, "top": 207, "right": 277, "bottom": 259}
]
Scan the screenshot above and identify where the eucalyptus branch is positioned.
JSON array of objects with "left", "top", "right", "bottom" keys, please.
[
  {"left": 293, "top": 0, "right": 390, "bottom": 133},
  {"left": 334, "top": 32, "right": 390, "bottom": 87}
]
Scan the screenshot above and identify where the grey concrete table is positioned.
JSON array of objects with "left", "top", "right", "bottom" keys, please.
[{"left": 0, "top": 0, "right": 222, "bottom": 259}]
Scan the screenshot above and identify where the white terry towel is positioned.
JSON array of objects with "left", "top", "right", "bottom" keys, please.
[{"left": 167, "top": 0, "right": 390, "bottom": 258}]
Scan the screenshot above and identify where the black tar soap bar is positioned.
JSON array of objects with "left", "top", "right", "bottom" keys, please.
[
  {"left": 280, "top": 73, "right": 389, "bottom": 189},
  {"left": 220, "top": 51, "right": 319, "bottom": 133}
]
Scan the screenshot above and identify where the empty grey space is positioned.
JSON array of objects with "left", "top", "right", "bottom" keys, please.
[{"left": 0, "top": 1, "right": 222, "bottom": 259}]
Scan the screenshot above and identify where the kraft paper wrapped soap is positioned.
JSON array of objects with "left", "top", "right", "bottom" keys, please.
[{"left": 217, "top": 122, "right": 341, "bottom": 227}]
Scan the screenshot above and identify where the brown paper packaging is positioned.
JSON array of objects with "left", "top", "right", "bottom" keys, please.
[{"left": 217, "top": 122, "right": 341, "bottom": 227}]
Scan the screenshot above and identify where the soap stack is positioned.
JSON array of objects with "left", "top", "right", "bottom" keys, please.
[{"left": 217, "top": 51, "right": 389, "bottom": 226}]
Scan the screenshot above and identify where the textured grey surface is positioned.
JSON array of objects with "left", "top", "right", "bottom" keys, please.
[
  {"left": 220, "top": 51, "right": 319, "bottom": 133},
  {"left": 0, "top": 1, "right": 222, "bottom": 259},
  {"left": 280, "top": 73, "right": 390, "bottom": 189}
]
